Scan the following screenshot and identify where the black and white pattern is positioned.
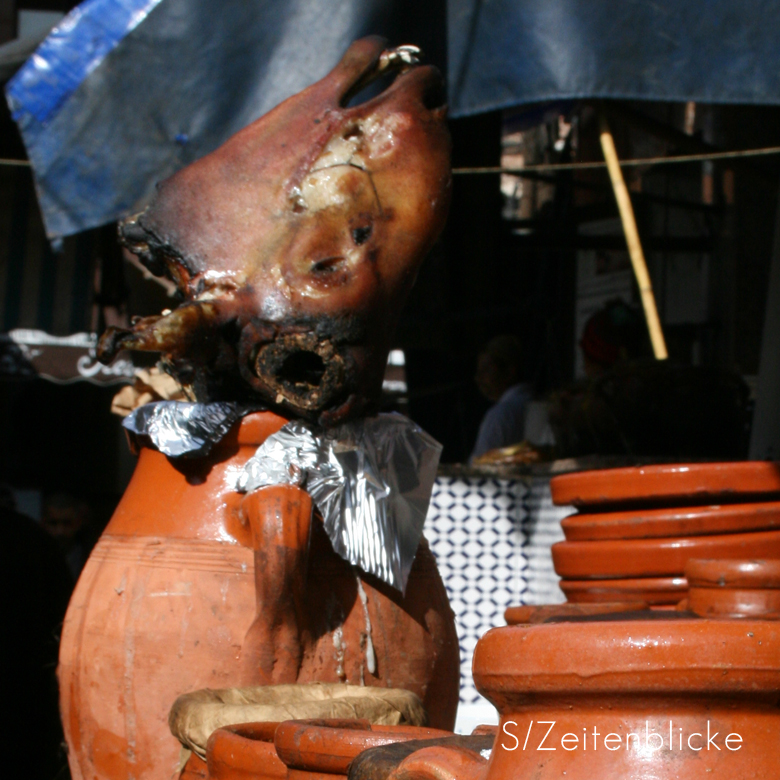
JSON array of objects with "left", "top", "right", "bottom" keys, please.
[{"left": 425, "top": 474, "right": 573, "bottom": 730}]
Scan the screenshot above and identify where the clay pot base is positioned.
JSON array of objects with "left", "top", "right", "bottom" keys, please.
[
  {"left": 560, "top": 576, "right": 687, "bottom": 605},
  {"left": 551, "top": 461, "right": 780, "bottom": 509},
  {"left": 561, "top": 500, "right": 780, "bottom": 541},
  {"left": 552, "top": 528, "right": 780, "bottom": 578}
]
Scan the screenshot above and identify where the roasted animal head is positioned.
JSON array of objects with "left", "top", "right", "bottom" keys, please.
[{"left": 98, "top": 37, "right": 450, "bottom": 425}]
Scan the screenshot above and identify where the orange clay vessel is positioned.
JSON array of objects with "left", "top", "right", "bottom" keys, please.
[
  {"left": 361, "top": 560, "right": 780, "bottom": 780},
  {"left": 58, "top": 412, "right": 459, "bottom": 780},
  {"left": 389, "top": 606, "right": 780, "bottom": 780},
  {"left": 469, "top": 603, "right": 780, "bottom": 779}
]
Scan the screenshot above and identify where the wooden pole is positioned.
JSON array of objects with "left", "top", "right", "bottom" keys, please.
[{"left": 599, "top": 115, "right": 668, "bottom": 360}]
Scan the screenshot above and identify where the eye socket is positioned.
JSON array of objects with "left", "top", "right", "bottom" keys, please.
[
  {"left": 310, "top": 256, "right": 345, "bottom": 275},
  {"left": 352, "top": 225, "right": 372, "bottom": 245}
]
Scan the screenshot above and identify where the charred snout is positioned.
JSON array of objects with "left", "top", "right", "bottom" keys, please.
[{"left": 248, "top": 333, "right": 347, "bottom": 414}]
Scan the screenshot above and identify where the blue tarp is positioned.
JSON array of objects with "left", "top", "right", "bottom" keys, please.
[
  {"left": 448, "top": 0, "right": 780, "bottom": 117},
  {"left": 7, "top": 0, "right": 780, "bottom": 239},
  {"left": 6, "top": 0, "right": 404, "bottom": 239}
]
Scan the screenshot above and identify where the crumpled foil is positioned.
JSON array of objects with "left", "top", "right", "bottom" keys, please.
[
  {"left": 237, "top": 413, "right": 443, "bottom": 593},
  {"left": 122, "top": 401, "right": 261, "bottom": 458}
]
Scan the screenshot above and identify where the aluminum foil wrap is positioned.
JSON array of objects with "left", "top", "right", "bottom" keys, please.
[
  {"left": 237, "top": 413, "right": 443, "bottom": 593},
  {"left": 123, "top": 401, "right": 261, "bottom": 458}
]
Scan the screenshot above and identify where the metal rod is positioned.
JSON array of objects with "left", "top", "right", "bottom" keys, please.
[{"left": 598, "top": 114, "right": 668, "bottom": 360}]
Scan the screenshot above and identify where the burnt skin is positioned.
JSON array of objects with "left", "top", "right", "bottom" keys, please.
[{"left": 98, "top": 36, "right": 451, "bottom": 424}]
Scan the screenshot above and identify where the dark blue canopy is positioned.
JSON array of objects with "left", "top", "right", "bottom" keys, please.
[
  {"left": 6, "top": 0, "right": 778, "bottom": 239},
  {"left": 6, "top": 0, "right": 422, "bottom": 240},
  {"left": 448, "top": 0, "right": 780, "bottom": 117}
]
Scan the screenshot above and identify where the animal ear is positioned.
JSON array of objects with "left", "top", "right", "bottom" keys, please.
[{"left": 325, "top": 37, "right": 388, "bottom": 106}]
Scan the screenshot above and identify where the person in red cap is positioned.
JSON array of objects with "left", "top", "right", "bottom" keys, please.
[{"left": 580, "top": 299, "right": 646, "bottom": 378}]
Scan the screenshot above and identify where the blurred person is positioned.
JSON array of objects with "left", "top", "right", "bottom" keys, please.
[
  {"left": 471, "top": 334, "right": 533, "bottom": 460},
  {"left": 2, "top": 487, "right": 73, "bottom": 779},
  {"left": 42, "top": 492, "right": 94, "bottom": 579},
  {"left": 580, "top": 299, "right": 646, "bottom": 377}
]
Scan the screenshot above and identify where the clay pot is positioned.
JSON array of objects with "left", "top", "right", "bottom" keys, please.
[
  {"left": 550, "top": 461, "right": 780, "bottom": 509},
  {"left": 559, "top": 576, "right": 687, "bottom": 605},
  {"left": 206, "top": 722, "right": 285, "bottom": 780},
  {"left": 59, "top": 412, "right": 459, "bottom": 780},
  {"left": 377, "top": 743, "right": 489, "bottom": 780},
  {"left": 686, "top": 558, "right": 780, "bottom": 619},
  {"left": 273, "top": 719, "right": 452, "bottom": 779},
  {"left": 473, "top": 615, "right": 780, "bottom": 779},
  {"left": 561, "top": 500, "right": 780, "bottom": 541},
  {"left": 180, "top": 754, "right": 208, "bottom": 780},
  {"left": 552, "top": 528, "right": 780, "bottom": 579}
]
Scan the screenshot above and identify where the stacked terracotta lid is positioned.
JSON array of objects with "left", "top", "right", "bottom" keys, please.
[{"left": 549, "top": 462, "right": 780, "bottom": 606}]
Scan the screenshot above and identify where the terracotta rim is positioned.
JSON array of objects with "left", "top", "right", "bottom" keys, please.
[
  {"left": 552, "top": 529, "right": 780, "bottom": 579},
  {"left": 560, "top": 576, "right": 687, "bottom": 605},
  {"left": 550, "top": 462, "right": 780, "bottom": 509},
  {"left": 207, "top": 722, "right": 283, "bottom": 774},
  {"left": 505, "top": 602, "right": 649, "bottom": 624},
  {"left": 561, "top": 501, "right": 780, "bottom": 541},
  {"left": 685, "top": 558, "right": 780, "bottom": 588},
  {"left": 688, "top": 586, "right": 780, "bottom": 619},
  {"left": 473, "top": 620, "right": 780, "bottom": 697},
  {"left": 274, "top": 719, "right": 452, "bottom": 773}
]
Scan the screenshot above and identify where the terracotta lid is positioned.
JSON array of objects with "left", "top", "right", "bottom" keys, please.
[
  {"left": 686, "top": 558, "right": 780, "bottom": 589},
  {"left": 550, "top": 462, "right": 780, "bottom": 509},
  {"left": 559, "top": 576, "right": 687, "bottom": 605},
  {"left": 561, "top": 501, "right": 780, "bottom": 541},
  {"left": 552, "top": 529, "right": 780, "bottom": 579},
  {"left": 504, "top": 602, "right": 649, "bottom": 624},
  {"left": 274, "top": 720, "right": 452, "bottom": 774},
  {"left": 472, "top": 619, "right": 780, "bottom": 701}
]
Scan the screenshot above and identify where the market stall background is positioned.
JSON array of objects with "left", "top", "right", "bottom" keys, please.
[{"left": 2, "top": 0, "right": 780, "bottom": 739}]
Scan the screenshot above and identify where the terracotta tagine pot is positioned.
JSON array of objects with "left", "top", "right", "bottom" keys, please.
[
  {"left": 559, "top": 575, "right": 687, "bottom": 605},
  {"left": 551, "top": 463, "right": 780, "bottom": 607},
  {"left": 685, "top": 558, "right": 780, "bottom": 619},
  {"left": 561, "top": 500, "right": 780, "bottom": 541},
  {"left": 550, "top": 461, "right": 780, "bottom": 509},
  {"left": 470, "top": 609, "right": 780, "bottom": 780},
  {"left": 58, "top": 411, "right": 459, "bottom": 780},
  {"left": 551, "top": 528, "right": 780, "bottom": 579}
]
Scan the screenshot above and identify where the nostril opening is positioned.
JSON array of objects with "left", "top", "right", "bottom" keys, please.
[
  {"left": 278, "top": 350, "right": 326, "bottom": 387},
  {"left": 352, "top": 225, "right": 372, "bottom": 245},
  {"left": 342, "top": 71, "right": 397, "bottom": 108},
  {"left": 422, "top": 79, "right": 446, "bottom": 110},
  {"left": 310, "top": 256, "right": 345, "bottom": 275}
]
